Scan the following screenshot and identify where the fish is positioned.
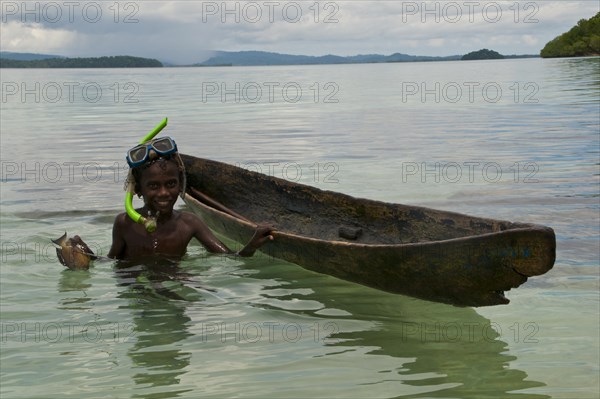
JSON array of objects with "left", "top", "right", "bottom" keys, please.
[{"left": 52, "top": 232, "right": 96, "bottom": 270}]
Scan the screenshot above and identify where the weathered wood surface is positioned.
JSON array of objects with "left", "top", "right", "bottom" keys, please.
[{"left": 181, "top": 154, "right": 556, "bottom": 307}]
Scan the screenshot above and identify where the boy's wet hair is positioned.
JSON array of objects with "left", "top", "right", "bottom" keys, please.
[{"left": 130, "top": 154, "right": 186, "bottom": 197}]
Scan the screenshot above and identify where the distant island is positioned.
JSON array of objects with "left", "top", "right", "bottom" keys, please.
[
  {"left": 541, "top": 12, "right": 600, "bottom": 58},
  {"left": 0, "top": 55, "right": 162, "bottom": 68},
  {"left": 0, "top": 50, "right": 540, "bottom": 68},
  {"left": 195, "top": 50, "right": 463, "bottom": 66},
  {"left": 462, "top": 49, "right": 504, "bottom": 60},
  {"left": 193, "top": 50, "right": 538, "bottom": 66}
]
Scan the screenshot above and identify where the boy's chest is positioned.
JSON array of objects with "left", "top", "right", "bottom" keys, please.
[{"left": 125, "top": 223, "right": 191, "bottom": 257}]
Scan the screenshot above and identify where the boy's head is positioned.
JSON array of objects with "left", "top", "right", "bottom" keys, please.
[
  {"left": 132, "top": 156, "right": 185, "bottom": 215},
  {"left": 126, "top": 136, "right": 186, "bottom": 199}
]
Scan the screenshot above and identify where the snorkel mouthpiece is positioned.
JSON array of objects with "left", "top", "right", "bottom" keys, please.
[{"left": 125, "top": 118, "right": 168, "bottom": 232}]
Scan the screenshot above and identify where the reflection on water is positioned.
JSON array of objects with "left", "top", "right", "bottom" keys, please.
[
  {"left": 128, "top": 301, "right": 193, "bottom": 398},
  {"left": 58, "top": 269, "right": 93, "bottom": 309},
  {"left": 331, "top": 306, "right": 548, "bottom": 399},
  {"left": 230, "top": 257, "right": 550, "bottom": 398},
  {"left": 545, "top": 57, "right": 600, "bottom": 105},
  {"left": 115, "top": 262, "right": 196, "bottom": 398}
]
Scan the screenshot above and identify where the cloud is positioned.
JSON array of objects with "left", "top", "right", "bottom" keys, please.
[
  {"left": 1, "top": 1, "right": 598, "bottom": 63},
  {"left": 0, "top": 21, "right": 77, "bottom": 53},
  {"left": 522, "top": 34, "right": 539, "bottom": 47}
]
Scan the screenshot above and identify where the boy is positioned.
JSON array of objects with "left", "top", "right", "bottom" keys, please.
[{"left": 108, "top": 139, "right": 273, "bottom": 260}]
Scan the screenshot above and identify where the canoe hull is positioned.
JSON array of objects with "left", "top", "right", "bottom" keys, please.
[{"left": 181, "top": 155, "right": 556, "bottom": 307}]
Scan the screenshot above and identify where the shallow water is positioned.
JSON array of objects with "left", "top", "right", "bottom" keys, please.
[{"left": 1, "top": 57, "right": 599, "bottom": 398}]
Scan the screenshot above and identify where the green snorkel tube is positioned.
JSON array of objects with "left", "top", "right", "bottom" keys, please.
[{"left": 125, "top": 118, "right": 168, "bottom": 233}]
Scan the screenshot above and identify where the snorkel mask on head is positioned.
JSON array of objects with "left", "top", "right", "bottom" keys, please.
[
  {"left": 126, "top": 136, "right": 178, "bottom": 168},
  {"left": 124, "top": 118, "right": 186, "bottom": 233}
]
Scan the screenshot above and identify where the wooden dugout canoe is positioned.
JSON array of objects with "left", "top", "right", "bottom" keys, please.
[{"left": 181, "top": 154, "right": 556, "bottom": 307}]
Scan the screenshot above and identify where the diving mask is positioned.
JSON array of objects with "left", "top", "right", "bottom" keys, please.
[{"left": 126, "top": 136, "right": 178, "bottom": 168}]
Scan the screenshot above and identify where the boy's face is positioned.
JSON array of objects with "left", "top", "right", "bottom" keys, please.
[{"left": 138, "top": 159, "right": 181, "bottom": 215}]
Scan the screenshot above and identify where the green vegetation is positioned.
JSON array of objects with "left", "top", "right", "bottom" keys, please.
[
  {"left": 461, "top": 49, "right": 504, "bottom": 60},
  {"left": 541, "top": 12, "right": 600, "bottom": 58},
  {"left": 0, "top": 55, "right": 162, "bottom": 68}
]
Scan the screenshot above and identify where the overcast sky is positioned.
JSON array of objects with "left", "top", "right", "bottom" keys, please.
[{"left": 1, "top": 1, "right": 598, "bottom": 64}]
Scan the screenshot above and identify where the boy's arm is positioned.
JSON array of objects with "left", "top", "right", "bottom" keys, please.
[
  {"left": 108, "top": 213, "right": 127, "bottom": 259},
  {"left": 186, "top": 213, "right": 273, "bottom": 256},
  {"left": 236, "top": 225, "right": 274, "bottom": 257},
  {"left": 186, "top": 212, "right": 237, "bottom": 254}
]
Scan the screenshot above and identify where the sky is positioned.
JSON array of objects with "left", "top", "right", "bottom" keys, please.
[{"left": 1, "top": 0, "right": 598, "bottom": 64}]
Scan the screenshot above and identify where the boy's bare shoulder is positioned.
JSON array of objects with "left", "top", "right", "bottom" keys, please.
[
  {"left": 178, "top": 210, "right": 212, "bottom": 231},
  {"left": 179, "top": 210, "right": 203, "bottom": 224},
  {"left": 113, "top": 212, "right": 130, "bottom": 226}
]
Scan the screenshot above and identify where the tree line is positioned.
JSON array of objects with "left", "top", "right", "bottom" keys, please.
[
  {"left": 541, "top": 12, "right": 600, "bottom": 58},
  {"left": 0, "top": 56, "right": 163, "bottom": 68}
]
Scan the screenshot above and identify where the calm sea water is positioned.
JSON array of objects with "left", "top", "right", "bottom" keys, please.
[{"left": 1, "top": 58, "right": 598, "bottom": 398}]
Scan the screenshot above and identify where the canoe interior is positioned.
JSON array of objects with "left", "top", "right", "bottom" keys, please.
[
  {"left": 181, "top": 154, "right": 555, "bottom": 307},
  {"left": 182, "top": 155, "right": 524, "bottom": 245}
]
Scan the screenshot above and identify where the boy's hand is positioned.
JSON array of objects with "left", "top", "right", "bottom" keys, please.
[
  {"left": 249, "top": 224, "right": 275, "bottom": 247},
  {"left": 238, "top": 224, "right": 275, "bottom": 256}
]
